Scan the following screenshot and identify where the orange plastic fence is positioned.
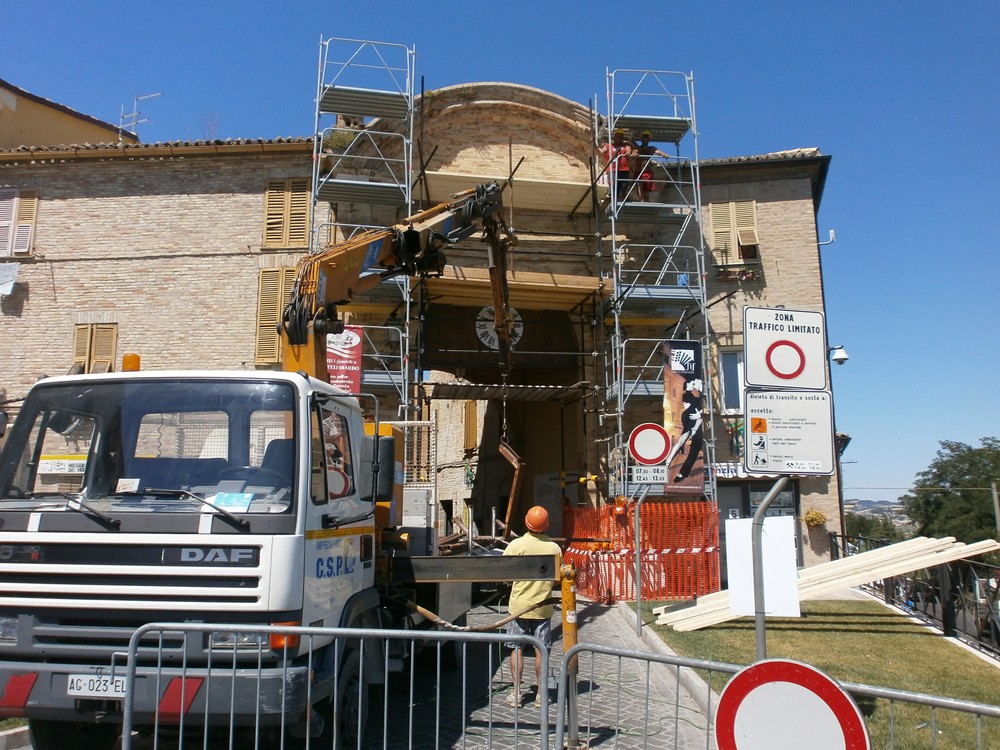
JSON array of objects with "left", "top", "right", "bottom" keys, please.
[{"left": 564, "top": 501, "right": 719, "bottom": 603}]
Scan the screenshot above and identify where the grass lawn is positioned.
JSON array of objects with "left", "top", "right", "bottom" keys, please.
[{"left": 639, "top": 598, "right": 1000, "bottom": 749}]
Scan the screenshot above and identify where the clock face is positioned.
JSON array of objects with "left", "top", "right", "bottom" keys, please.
[{"left": 475, "top": 306, "right": 523, "bottom": 350}]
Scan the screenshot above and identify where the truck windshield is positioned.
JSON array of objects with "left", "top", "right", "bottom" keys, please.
[{"left": 0, "top": 378, "right": 297, "bottom": 516}]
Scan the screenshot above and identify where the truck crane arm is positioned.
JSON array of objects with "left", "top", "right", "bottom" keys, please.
[{"left": 280, "top": 182, "right": 517, "bottom": 380}]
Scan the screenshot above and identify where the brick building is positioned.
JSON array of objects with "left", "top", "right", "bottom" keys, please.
[{"left": 0, "top": 59, "right": 836, "bottom": 587}]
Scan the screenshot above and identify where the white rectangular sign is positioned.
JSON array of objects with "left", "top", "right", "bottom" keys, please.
[
  {"left": 726, "top": 516, "right": 801, "bottom": 617},
  {"left": 632, "top": 465, "right": 668, "bottom": 483},
  {"left": 743, "top": 306, "right": 827, "bottom": 390},
  {"left": 743, "top": 390, "right": 835, "bottom": 475}
]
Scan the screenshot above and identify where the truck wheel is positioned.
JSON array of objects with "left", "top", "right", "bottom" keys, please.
[
  {"left": 309, "top": 648, "right": 369, "bottom": 750},
  {"left": 28, "top": 719, "right": 119, "bottom": 749}
]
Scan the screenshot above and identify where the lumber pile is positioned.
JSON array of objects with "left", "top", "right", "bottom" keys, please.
[{"left": 654, "top": 536, "right": 1000, "bottom": 631}]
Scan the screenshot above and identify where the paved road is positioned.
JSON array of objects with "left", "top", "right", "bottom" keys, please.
[
  {"left": 13, "top": 597, "right": 717, "bottom": 749},
  {"left": 366, "top": 602, "right": 720, "bottom": 750}
]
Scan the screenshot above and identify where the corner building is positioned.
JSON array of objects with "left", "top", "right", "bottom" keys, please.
[{"left": 0, "top": 39, "right": 837, "bottom": 596}]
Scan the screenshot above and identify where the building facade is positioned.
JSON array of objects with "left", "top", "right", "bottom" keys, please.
[{"left": 0, "top": 68, "right": 836, "bottom": 584}]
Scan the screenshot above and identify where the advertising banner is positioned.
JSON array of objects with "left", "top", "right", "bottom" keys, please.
[
  {"left": 326, "top": 326, "right": 363, "bottom": 392},
  {"left": 662, "top": 340, "right": 704, "bottom": 493}
]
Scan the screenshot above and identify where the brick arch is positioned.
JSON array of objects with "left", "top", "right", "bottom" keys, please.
[{"left": 420, "top": 100, "right": 592, "bottom": 181}]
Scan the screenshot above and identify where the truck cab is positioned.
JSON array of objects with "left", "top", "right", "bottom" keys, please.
[{"left": 0, "top": 369, "right": 392, "bottom": 744}]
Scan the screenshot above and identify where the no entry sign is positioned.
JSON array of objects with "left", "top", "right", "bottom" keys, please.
[
  {"left": 743, "top": 307, "right": 827, "bottom": 390},
  {"left": 717, "top": 659, "right": 870, "bottom": 750},
  {"left": 627, "top": 423, "right": 671, "bottom": 466}
]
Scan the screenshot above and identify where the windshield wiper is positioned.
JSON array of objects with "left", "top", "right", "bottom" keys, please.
[
  {"left": 141, "top": 488, "right": 251, "bottom": 531},
  {"left": 41, "top": 492, "right": 121, "bottom": 531}
]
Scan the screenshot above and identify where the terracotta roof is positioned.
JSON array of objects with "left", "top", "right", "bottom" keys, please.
[
  {"left": 0, "top": 136, "right": 313, "bottom": 160},
  {"left": 701, "top": 147, "right": 825, "bottom": 166},
  {"left": 701, "top": 147, "right": 831, "bottom": 207}
]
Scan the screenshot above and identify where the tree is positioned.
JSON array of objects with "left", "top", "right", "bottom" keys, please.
[
  {"left": 845, "top": 512, "right": 902, "bottom": 542},
  {"left": 901, "top": 437, "right": 1000, "bottom": 543}
]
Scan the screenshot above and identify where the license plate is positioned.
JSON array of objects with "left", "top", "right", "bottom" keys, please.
[{"left": 67, "top": 673, "right": 127, "bottom": 699}]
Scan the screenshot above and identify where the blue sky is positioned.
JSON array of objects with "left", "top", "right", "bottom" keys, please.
[{"left": 3, "top": 1, "right": 998, "bottom": 504}]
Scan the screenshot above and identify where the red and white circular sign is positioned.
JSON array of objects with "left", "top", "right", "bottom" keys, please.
[
  {"left": 717, "top": 659, "right": 870, "bottom": 750},
  {"left": 627, "top": 423, "right": 671, "bottom": 466},
  {"left": 765, "top": 339, "right": 806, "bottom": 380}
]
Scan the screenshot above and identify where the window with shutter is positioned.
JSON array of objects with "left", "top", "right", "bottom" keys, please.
[
  {"left": 0, "top": 188, "right": 38, "bottom": 257},
  {"left": 262, "top": 179, "right": 311, "bottom": 249},
  {"left": 69, "top": 323, "right": 118, "bottom": 374},
  {"left": 463, "top": 401, "right": 478, "bottom": 451},
  {"left": 709, "top": 201, "right": 759, "bottom": 265},
  {"left": 255, "top": 267, "right": 297, "bottom": 364}
]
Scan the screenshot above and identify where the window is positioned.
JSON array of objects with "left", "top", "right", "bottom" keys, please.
[
  {"left": 311, "top": 404, "right": 354, "bottom": 504},
  {"left": 255, "top": 267, "right": 297, "bottom": 364},
  {"left": 709, "top": 201, "right": 759, "bottom": 264},
  {"left": 69, "top": 324, "right": 118, "bottom": 374},
  {"left": 720, "top": 349, "right": 744, "bottom": 413},
  {"left": 262, "top": 178, "right": 310, "bottom": 249},
  {"left": 0, "top": 188, "right": 38, "bottom": 256}
]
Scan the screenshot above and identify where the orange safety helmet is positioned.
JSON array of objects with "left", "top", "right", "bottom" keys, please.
[{"left": 524, "top": 505, "right": 550, "bottom": 533}]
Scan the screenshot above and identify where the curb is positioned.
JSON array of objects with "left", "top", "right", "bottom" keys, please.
[
  {"left": 0, "top": 726, "right": 29, "bottom": 750},
  {"left": 614, "top": 601, "right": 721, "bottom": 717}
]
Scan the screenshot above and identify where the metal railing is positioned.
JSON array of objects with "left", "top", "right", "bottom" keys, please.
[{"left": 106, "top": 619, "right": 1000, "bottom": 749}]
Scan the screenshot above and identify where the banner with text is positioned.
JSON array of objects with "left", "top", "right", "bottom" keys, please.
[{"left": 326, "top": 326, "right": 363, "bottom": 392}]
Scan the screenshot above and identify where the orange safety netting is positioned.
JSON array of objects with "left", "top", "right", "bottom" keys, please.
[{"left": 563, "top": 501, "right": 719, "bottom": 603}]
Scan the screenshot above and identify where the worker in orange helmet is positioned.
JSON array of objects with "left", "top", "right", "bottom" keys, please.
[{"left": 502, "top": 505, "right": 562, "bottom": 708}]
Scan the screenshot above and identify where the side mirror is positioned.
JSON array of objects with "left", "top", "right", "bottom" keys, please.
[
  {"left": 0, "top": 413, "right": 7, "bottom": 438},
  {"left": 359, "top": 434, "right": 396, "bottom": 503}
]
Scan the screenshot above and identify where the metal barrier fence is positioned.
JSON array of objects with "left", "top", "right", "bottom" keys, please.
[
  {"left": 114, "top": 621, "right": 1000, "bottom": 749},
  {"left": 119, "top": 623, "right": 552, "bottom": 750},
  {"left": 557, "top": 640, "right": 1000, "bottom": 750},
  {"left": 830, "top": 533, "right": 1000, "bottom": 659}
]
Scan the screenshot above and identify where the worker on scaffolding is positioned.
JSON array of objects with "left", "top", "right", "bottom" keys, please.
[
  {"left": 600, "top": 128, "right": 634, "bottom": 202},
  {"left": 633, "top": 130, "right": 669, "bottom": 202},
  {"left": 503, "top": 505, "right": 562, "bottom": 708}
]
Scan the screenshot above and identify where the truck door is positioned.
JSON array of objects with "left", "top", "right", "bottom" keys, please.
[{"left": 302, "top": 398, "right": 373, "bottom": 628}]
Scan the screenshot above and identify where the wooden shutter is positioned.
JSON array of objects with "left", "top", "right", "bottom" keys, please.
[
  {"left": 463, "top": 401, "right": 478, "bottom": 451},
  {"left": 286, "top": 179, "right": 310, "bottom": 246},
  {"left": 0, "top": 189, "right": 14, "bottom": 257},
  {"left": 709, "top": 202, "right": 732, "bottom": 256},
  {"left": 12, "top": 190, "right": 37, "bottom": 254},
  {"left": 69, "top": 325, "right": 91, "bottom": 374},
  {"left": 89, "top": 324, "right": 118, "bottom": 373},
  {"left": 255, "top": 267, "right": 297, "bottom": 364},
  {"left": 734, "top": 201, "right": 759, "bottom": 260},
  {"left": 263, "top": 180, "right": 287, "bottom": 248},
  {"left": 263, "top": 179, "right": 310, "bottom": 248}
]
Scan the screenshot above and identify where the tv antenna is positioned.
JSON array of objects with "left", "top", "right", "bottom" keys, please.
[{"left": 119, "top": 92, "right": 162, "bottom": 141}]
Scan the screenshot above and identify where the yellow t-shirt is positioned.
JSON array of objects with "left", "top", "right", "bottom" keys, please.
[{"left": 503, "top": 531, "right": 562, "bottom": 620}]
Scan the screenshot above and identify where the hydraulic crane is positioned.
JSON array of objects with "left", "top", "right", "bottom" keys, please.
[{"left": 279, "top": 181, "right": 517, "bottom": 380}]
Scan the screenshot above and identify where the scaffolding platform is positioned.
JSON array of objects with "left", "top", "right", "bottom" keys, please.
[
  {"left": 316, "top": 177, "right": 408, "bottom": 206},
  {"left": 615, "top": 202, "right": 692, "bottom": 224},
  {"left": 612, "top": 114, "right": 690, "bottom": 144},
  {"left": 319, "top": 85, "right": 409, "bottom": 119}
]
